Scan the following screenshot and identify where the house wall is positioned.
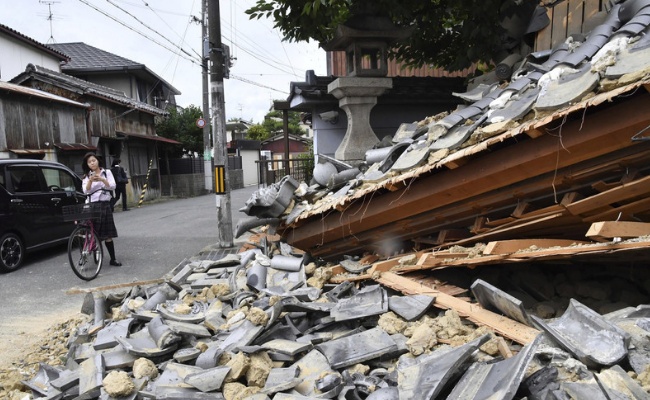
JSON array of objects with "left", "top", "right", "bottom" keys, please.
[
  {"left": 240, "top": 149, "right": 259, "bottom": 186},
  {"left": 0, "top": 34, "right": 61, "bottom": 81},
  {"left": 328, "top": 51, "right": 477, "bottom": 78},
  {"left": 262, "top": 139, "right": 309, "bottom": 154},
  {"left": 0, "top": 92, "right": 87, "bottom": 156},
  {"left": 535, "top": 0, "right": 605, "bottom": 51},
  {"left": 82, "top": 73, "right": 163, "bottom": 107},
  {"left": 87, "top": 74, "right": 133, "bottom": 99}
]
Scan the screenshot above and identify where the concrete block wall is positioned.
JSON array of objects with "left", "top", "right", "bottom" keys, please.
[{"left": 161, "top": 170, "right": 244, "bottom": 198}]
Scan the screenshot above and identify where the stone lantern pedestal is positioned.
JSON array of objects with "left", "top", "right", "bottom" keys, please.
[
  {"left": 320, "top": 12, "right": 412, "bottom": 164},
  {"left": 328, "top": 77, "right": 392, "bottom": 163}
]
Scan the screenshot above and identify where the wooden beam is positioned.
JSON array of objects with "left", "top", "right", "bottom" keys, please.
[
  {"left": 586, "top": 221, "right": 650, "bottom": 242},
  {"left": 512, "top": 202, "right": 531, "bottom": 218},
  {"left": 444, "top": 157, "right": 468, "bottom": 169},
  {"left": 583, "top": 196, "right": 650, "bottom": 223},
  {"left": 471, "top": 215, "right": 489, "bottom": 234},
  {"left": 483, "top": 239, "right": 592, "bottom": 255},
  {"left": 66, "top": 278, "right": 166, "bottom": 295},
  {"left": 566, "top": 174, "right": 650, "bottom": 216},
  {"left": 525, "top": 128, "right": 545, "bottom": 139},
  {"left": 375, "top": 272, "right": 540, "bottom": 344}
]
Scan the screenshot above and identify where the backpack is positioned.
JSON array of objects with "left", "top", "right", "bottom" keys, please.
[{"left": 102, "top": 170, "right": 115, "bottom": 198}]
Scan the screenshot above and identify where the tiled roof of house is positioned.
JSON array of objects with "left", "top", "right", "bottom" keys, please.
[
  {"left": 11, "top": 64, "right": 167, "bottom": 116},
  {"left": 275, "top": 0, "right": 650, "bottom": 259},
  {"left": 0, "top": 80, "right": 87, "bottom": 108},
  {"left": 49, "top": 42, "right": 181, "bottom": 95},
  {"left": 49, "top": 42, "right": 142, "bottom": 70},
  {"left": 0, "top": 23, "right": 69, "bottom": 61}
]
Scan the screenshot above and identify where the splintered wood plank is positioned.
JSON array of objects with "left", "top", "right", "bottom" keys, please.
[
  {"left": 375, "top": 272, "right": 540, "bottom": 344},
  {"left": 66, "top": 278, "right": 166, "bottom": 295},
  {"left": 483, "top": 239, "right": 592, "bottom": 255},
  {"left": 583, "top": 196, "right": 650, "bottom": 223},
  {"left": 486, "top": 216, "right": 517, "bottom": 227},
  {"left": 566, "top": 174, "right": 650, "bottom": 216},
  {"left": 496, "top": 336, "right": 514, "bottom": 359},
  {"left": 586, "top": 221, "right": 650, "bottom": 242}
]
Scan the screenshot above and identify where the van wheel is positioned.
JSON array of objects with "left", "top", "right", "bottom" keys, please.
[{"left": 0, "top": 233, "right": 24, "bottom": 272}]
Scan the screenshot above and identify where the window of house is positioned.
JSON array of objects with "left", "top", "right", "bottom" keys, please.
[{"left": 136, "top": 80, "right": 148, "bottom": 103}]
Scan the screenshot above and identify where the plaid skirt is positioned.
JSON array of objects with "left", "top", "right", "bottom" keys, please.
[{"left": 92, "top": 201, "right": 118, "bottom": 240}]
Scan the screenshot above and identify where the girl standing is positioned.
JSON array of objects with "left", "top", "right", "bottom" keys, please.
[{"left": 81, "top": 152, "right": 122, "bottom": 266}]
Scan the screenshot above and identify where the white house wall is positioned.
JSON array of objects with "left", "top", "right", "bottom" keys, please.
[
  {"left": 0, "top": 35, "right": 60, "bottom": 81},
  {"left": 241, "top": 149, "right": 259, "bottom": 186}
]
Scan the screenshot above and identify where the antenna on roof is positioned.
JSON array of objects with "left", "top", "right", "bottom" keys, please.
[{"left": 39, "top": 0, "right": 60, "bottom": 44}]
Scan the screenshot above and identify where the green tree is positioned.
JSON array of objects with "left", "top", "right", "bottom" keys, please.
[
  {"left": 247, "top": 124, "right": 271, "bottom": 141},
  {"left": 155, "top": 105, "right": 205, "bottom": 158},
  {"left": 246, "top": 0, "right": 538, "bottom": 72},
  {"left": 246, "top": 108, "right": 306, "bottom": 141}
]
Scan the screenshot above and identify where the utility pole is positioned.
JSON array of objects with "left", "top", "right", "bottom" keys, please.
[
  {"left": 201, "top": 0, "right": 212, "bottom": 192},
  {"left": 208, "top": 0, "right": 233, "bottom": 247}
]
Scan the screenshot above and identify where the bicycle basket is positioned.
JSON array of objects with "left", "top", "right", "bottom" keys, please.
[{"left": 62, "top": 203, "right": 103, "bottom": 222}]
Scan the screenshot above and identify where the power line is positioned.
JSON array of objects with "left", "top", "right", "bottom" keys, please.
[
  {"left": 230, "top": 75, "right": 288, "bottom": 94},
  {"left": 103, "top": 0, "right": 199, "bottom": 61},
  {"left": 138, "top": 0, "right": 202, "bottom": 60},
  {"left": 76, "top": 0, "right": 202, "bottom": 65}
]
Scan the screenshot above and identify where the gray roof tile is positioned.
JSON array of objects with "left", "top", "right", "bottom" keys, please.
[
  {"left": 49, "top": 42, "right": 142, "bottom": 70},
  {"left": 14, "top": 64, "right": 167, "bottom": 116}
]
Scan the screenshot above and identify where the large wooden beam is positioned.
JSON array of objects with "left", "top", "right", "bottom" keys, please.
[
  {"left": 285, "top": 94, "right": 650, "bottom": 255},
  {"left": 375, "top": 272, "right": 540, "bottom": 344},
  {"left": 586, "top": 221, "right": 650, "bottom": 242}
]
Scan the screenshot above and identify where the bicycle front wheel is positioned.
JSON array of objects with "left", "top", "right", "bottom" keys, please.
[{"left": 68, "top": 225, "right": 103, "bottom": 280}]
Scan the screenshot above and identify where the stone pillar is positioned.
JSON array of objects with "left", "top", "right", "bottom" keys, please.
[{"left": 328, "top": 77, "right": 392, "bottom": 163}]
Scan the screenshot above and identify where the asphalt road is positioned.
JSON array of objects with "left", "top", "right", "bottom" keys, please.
[{"left": 0, "top": 184, "right": 260, "bottom": 334}]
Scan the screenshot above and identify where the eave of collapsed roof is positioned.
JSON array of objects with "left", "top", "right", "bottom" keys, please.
[{"left": 281, "top": 80, "right": 650, "bottom": 259}]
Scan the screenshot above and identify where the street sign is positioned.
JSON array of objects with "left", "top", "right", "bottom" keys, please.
[{"left": 196, "top": 118, "right": 206, "bottom": 128}]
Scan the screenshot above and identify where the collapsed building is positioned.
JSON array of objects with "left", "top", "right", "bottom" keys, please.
[{"left": 5, "top": 0, "right": 650, "bottom": 399}]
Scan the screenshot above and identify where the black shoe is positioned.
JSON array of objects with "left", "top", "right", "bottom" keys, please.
[
  {"left": 123, "top": 209, "right": 130, "bottom": 211},
  {"left": 109, "top": 259, "right": 122, "bottom": 266}
]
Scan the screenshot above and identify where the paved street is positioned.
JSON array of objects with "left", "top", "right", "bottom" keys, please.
[{"left": 0, "top": 184, "right": 259, "bottom": 337}]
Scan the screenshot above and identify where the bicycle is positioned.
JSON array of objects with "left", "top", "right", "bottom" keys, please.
[{"left": 62, "top": 190, "right": 108, "bottom": 280}]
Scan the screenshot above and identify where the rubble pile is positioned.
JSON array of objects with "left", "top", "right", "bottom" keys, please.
[{"left": 7, "top": 237, "right": 650, "bottom": 399}]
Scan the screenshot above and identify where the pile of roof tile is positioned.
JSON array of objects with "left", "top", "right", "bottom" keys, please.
[{"left": 18, "top": 237, "right": 650, "bottom": 399}]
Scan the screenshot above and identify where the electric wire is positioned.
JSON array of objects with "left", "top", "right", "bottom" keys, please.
[
  {"left": 76, "top": 0, "right": 202, "bottom": 65},
  {"left": 103, "top": 0, "right": 199, "bottom": 61},
  {"left": 138, "top": 0, "right": 202, "bottom": 60}
]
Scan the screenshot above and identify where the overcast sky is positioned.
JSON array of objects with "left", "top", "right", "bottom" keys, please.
[{"left": 0, "top": 0, "right": 327, "bottom": 123}]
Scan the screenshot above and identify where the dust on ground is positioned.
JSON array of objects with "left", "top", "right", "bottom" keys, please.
[{"left": 0, "top": 310, "right": 88, "bottom": 397}]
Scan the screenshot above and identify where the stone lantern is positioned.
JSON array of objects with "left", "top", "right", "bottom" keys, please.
[{"left": 322, "top": 14, "right": 413, "bottom": 163}]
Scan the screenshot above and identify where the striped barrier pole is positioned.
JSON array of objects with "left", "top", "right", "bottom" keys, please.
[{"left": 137, "top": 159, "right": 153, "bottom": 208}]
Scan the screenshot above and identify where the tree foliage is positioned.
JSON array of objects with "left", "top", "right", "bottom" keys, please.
[
  {"left": 155, "top": 105, "right": 205, "bottom": 158},
  {"left": 246, "top": 109, "right": 306, "bottom": 141},
  {"left": 246, "top": 0, "right": 539, "bottom": 72},
  {"left": 247, "top": 124, "right": 270, "bottom": 141}
]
